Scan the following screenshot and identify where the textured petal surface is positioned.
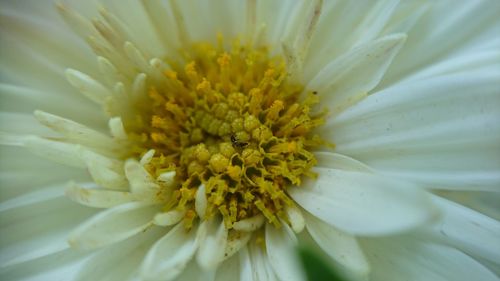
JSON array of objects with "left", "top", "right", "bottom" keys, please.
[
  {"left": 265, "top": 223, "right": 306, "bottom": 281},
  {"left": 328, "top": 69, "right": 500, "bottom": 190},
  {"left": 140, "top": 223, "right": 199, "bottom": 281},
  {"left": 305, "top": 212, "right": 370, "bottom": 280},
  {"left": 362, "top": 236, "right": 499, "bottom": 281},
  {"left": 424, "top": 196, "right": 500, "bottom": 265},
  {"left": 68, "top": 202, "right": 159, "bottom": 250},
  {"left": 290, "top": 153, "right": 438, "bottom": 235}
]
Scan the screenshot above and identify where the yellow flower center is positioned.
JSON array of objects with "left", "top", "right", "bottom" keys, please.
[{"left": 125, "top": 38, "right": 325, "bottom": 229}]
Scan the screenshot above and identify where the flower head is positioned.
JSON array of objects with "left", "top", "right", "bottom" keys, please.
[{"left": 0, "top": 1, "right": 499, "bottom": 281}]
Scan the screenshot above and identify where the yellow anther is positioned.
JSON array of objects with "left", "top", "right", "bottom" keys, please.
[
  {"left": 244, "top": 115, "right": 260, "bottom": 132},
  {"left": 209, "top": 153, "right": 229, "bottom": 173},
  {"left": 196, "top": 78, "right": 212, "bottom": 92},
  {"left": 164, "top": 70, "right": 178, "bottom": 79},
  {"left": 217, "top": 52, "right": 231, "bottom": 68},
  {"left": 219, "top": 142, "right": 235, "bottom": 158},
  {"left": 227, "top": 165, "right": 242, "bottom": 180},
  {"left": 194, "top": 144, "right": 210, "bottom": 163},
  {"left": 242, "top": 148, "right": 261, "bottom": 165},
  {"left": 266, "top": 100, "right": 284, "bottom": 121}
]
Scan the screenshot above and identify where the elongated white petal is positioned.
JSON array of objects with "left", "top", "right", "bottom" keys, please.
[
  {"left": 314, "top": 151, "right": 373, "bottom": 172},
  {"left": 23, "top": 136, "right": 85, "bottom": 168},
  {"left": 34, "top": 110, "right": 116, "bottom": 149},
  {"left": 79, "top": 148, "right": 128, "bottom": 190},
  {"left": 65, "top": 69, "right": 112, "bottom": 104},
  {"left": 223, "top": 230, "right": 251, "bottom": 262},
  {"left": 140, "top": 223, "right": 199, "bottom": 281},
  {"left": 153, "top": 209, "right": 186, "bottom": 226},
  {"left": 425, "top": 195, "right": 500, "bottom": 264},
  {"left": 157, "top": 170, "right": 176, "bottom": 186},
  {"left": 55, "top": 3, "right": 98, "bottom": 39},
  {"left": 124, "top": 41, "right": 150, "bottom": 72},
  {"left": 215, "top": 254, "right": 240, "bottom": 281},
  {"left": 197, "top": 219, "right": 228, "bottom": 270},
  {"left": 290, "top": 168, "right": 438, "bottom": 236},
  {"left": 65, "top": 182, "right": 134, "bottom": 208},
  {"left": 330, "top": 70, "right": 500, "bottom": 190},
  {"left": 68, "top": 202, "right": 158, "bottom": 250},
  {"left": 124, "top": 159, "right": 160, "bottom": 196},
  {"left": 305, "top": 212, "right": 370, "bottom": 280},
  {"left": 195, "top": 184, "right": 207, "bottom": 218},
  {"left": 0, "top": 195, "right": 96, "bottom": 267},
  {"left": 73, "top": 227, "right": 164, "bottom": 281},
  {"left": 265, "top": 222, "right": 305, "bottom": 281},
  {"left": 239, "top": 244, "right": 277, "bottom": 281},
  {"left": 232, "top": 214, "right": 265, "bottom": 232},
  {"left": 286, "top": 204, "right": 305, "bottom": 233},
  {"left": 308, "top": 34, "right": 406, "bottom": 115},
  {"left": 140, "top": 149, "right": 156, "bottom": 166},
  {"left": 108, "top": 117, "right": 128, "bottom": 140},
  {"left": 363, "top": 237, "right": 499, "bottom": 281}
]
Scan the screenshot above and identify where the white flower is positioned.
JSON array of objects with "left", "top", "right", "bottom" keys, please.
[{"left": 1, "top": 1, "right": 499, "bottom": 281}]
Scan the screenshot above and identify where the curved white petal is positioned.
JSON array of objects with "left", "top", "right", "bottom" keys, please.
[
  {"left": 239, "top": 244, "right": 277, "bottom": 281},
  {"left": 73, "top": 227, "right": 164, "bottom": 281},
  {"left": 140, "top": 223, "right": 200, "bottom": 281},
  {"left": 379, "top": 0, "right": 500, "bottom": 88},
  {"left": 65, "top": 182, "right": 135, "bottom": 208},
  {"left": 215, "top": 254, "right": 240, "bottom": 281},
  {"left": 330, "top": 70, "right": 500, "bottom": 190},
  {"left": 124, "top": 159, "right": 160, "bottom": 196},
  {"left": 197, "top": 219, "right": 228, "bottom": 270},
  {"left": 223, "top": 230, "right": 252, "bottom": 262},
  {"left": 0, "top": 195, "right": 96, "bottom": 268},
  {"left": 305, "top": 212, "right": 370, "bottom": 280},
  {"left": 363, "top": 237, "right": 499, "bottom": 281},
  {"left": 68, "top": 201, "right": 159, "bottom": 250},
  {"left": 424, "top": 195, "right": 500, "bottom": 264},
  {"left": 290, "top": 164, "right": 438, "bottom": 236},
  {"left": 308, "top": 34, "right": 406, "bottom": 115},
  {"left": 265, "top": 222, "right": 306, "bottom": 281}
]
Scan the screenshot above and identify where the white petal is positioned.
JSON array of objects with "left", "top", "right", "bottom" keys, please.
[
  {"left": 124, "top": 159, "right": 160, "bottom": 196},
  {"left": 265, "top": 223, "right": 306, "bottom": 281},
  {"left": 305, "top": 212, "right": 370, "bottom": 280},
  {"left": 23, "top": 136, "right": 85, "bottom": 168},
  {"left": 232, "top": 214, "right": 265, "bottom": 232},
  {"left": 79, "top": 148, "right": 128, "bottom": 190},
  {"left": 73, "top": 227, "right": 164, "bottom": 281},
  {"left": 308, "top": 34, "right": 406, "bottom": 115},
  {"left": 330, "top": 70, "right": 500, "bottom": 190},
  {"left": 304, "top": 0, "right": 401, "bottom": 79},
  {"left": 140, "top": 223, "right": 199, "bottom": 281},
  {"left": 239, "top": 244, "right": 277, "bottom": 281},
  {"left": 153, "top": 209, "right": 186, "bottom": 226},
  {"left": 286, "top": 204, "right": 305, "bottom": 233},
  {"left": 65, "top": 182, "right": 135, "bottom": 208},
  {"left": 380, "top": 0, "right": 500, "bottom": 87},
  {"left": 289, "top": 167, "right": 438, "bottom": 236},
  {"left": 33, "top": 110, "right": 116, "bottom": 150},
  {"left": 140, "top": 149, "right": 156, "bottom": 165},
  {"left": 363, "top": 237, "right": 499, "bottom": 281},
  {"left": 108, "top": 116, "right": 128, "bottom": 140},
  {"left": 65, "top": 69, "right": 112, "bottom": 105},
  {"left": 195, "top": 184, "right": 207, "bottom": 218},
  {"left": 223, "top": 230, "right": 252, "bottom": 262},
  {"left": 197, "top": 219, "right": 228, "bottom": 270},
  {"left": 215, "top": 254, "right": 240, "bottom": 281},
  {"left": 0, "top": 195, "right": 96, "bottom": 267},
  {"left": 68, "top": 202, "right": 159, "bottom": 250},
  {"left": 424, "top": 195, "right": 500, "bottom": 264}
]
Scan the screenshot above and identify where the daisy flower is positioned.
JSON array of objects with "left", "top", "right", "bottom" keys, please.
[{"left": 1, "top": 0, "right": 499, "bottom": 281}]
